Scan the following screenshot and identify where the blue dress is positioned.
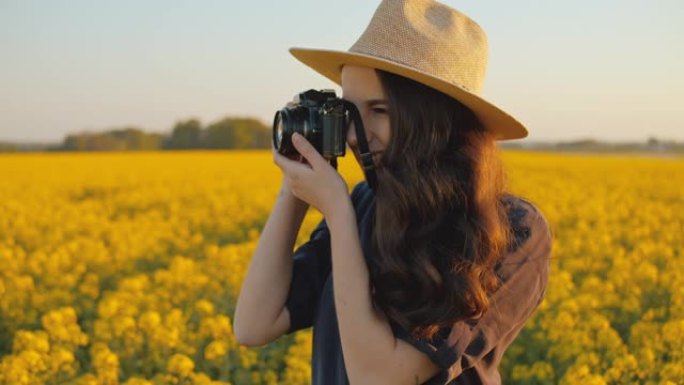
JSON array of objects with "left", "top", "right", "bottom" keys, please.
[{"left": 284, "top": 181, "right": 553, "bottom": 385}]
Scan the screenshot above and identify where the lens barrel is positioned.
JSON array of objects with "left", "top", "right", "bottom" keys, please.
[
  {"left": 272, "top": 89, "right": 347, "bottom": 160},
  {"left": 273, "top": 106, "right": 312, "bottom": 157}
]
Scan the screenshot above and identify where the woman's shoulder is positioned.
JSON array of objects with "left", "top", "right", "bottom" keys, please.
[
  {"left": 493, "top": 194, "right": 554, "bottom": 315},
  {"left": 499, "top": 193, "right": 553, "bottom": 260},
  {"left": 351, "top": 180, "right": 371, "bottom": 195},
  {"left": 501, "top": 193, "right": 547, "bottom": 222},
  {"left": 350, "top": 181, "right": 373, "bottom": 204}
]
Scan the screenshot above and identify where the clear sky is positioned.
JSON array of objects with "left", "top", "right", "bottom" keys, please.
[{"left": 1, "top": 0, "right": 682, "bottom": 143}]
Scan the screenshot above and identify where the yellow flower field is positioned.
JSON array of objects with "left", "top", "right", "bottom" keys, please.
[{"left": 0, "top": 150, "right": 682, "bottom": 384}]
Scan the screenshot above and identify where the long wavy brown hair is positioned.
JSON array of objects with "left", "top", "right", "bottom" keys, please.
[{"left": 368, "top": 69, "right": 516, "bottom": 341}]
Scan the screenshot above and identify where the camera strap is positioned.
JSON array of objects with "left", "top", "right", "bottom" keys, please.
[{"left": 343, "top": 101, "right": 377, "bottom": 194}]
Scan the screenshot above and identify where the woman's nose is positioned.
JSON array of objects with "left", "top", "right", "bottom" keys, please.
[{"left": 346, "top": 121, "right": 358, "bottom": 148}]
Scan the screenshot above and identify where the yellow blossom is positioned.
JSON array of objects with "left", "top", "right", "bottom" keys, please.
[
  {"left": 1, "top": 150, "right": 681, "bottom": 384},
  {"left": 203, "top": 340, "right": 228, "bottom": 361},
  {"left": 167, "top": 353, "right": 195, "bottom": 378}
]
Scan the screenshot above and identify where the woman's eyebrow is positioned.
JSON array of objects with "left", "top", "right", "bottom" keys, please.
[
  {"left": 341, "top": 97, "right": 388, "bottom": 107},
  {"left": 366, "top": 99, "right": 388, "bottom": 107}
]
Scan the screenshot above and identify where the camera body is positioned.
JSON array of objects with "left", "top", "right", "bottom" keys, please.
[{"left": 273, "top": 89, "right": 347, "bottom": 160}]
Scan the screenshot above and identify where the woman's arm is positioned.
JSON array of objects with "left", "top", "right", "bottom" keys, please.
[
  {"left": 327, "top": 201, "right": 554, "bottom": 384},
  {"left": 269, "top": 136, "right": 442, "bottom": 383},
  {"left": 233, "top": 181, "right": 309, "bottom": 346},
  {"left": 327, "top": 201, "right": 441, "bottom": 385}
]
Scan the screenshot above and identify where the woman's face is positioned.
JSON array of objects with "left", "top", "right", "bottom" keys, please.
[{"left": 341, "top": 65, "right": 391, "bottom": 168}]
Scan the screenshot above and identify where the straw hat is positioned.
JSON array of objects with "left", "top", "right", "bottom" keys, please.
[{"left": 289, "top": 0, "right": 528, "bottom": 140}]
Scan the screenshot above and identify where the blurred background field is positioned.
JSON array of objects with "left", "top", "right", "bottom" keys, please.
[{"left": 0, "top": 150, "right": 682, "bottom": 385}]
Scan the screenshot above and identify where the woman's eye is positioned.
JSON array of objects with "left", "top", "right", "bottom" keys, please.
[{"left": 372, "top": 107, "right": 387, "bottom": 114}]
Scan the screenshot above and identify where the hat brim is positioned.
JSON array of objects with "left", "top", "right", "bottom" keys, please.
[{"left": 290, "top": 47, "right": 528, "bottom": 141}]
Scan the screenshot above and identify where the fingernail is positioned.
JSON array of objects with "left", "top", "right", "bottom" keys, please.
[{"left": 292, "top": 133, "right": 301, "bottom": 142}]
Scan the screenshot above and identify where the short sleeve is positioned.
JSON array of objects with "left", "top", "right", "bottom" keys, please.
[
  {"left": 392, "top": 201, "right": 553, "bottom": 384},
  {"left": 283, "top": 217, "right": 332, "bottom": 335},
  {"left": 284, "top": 182, "right": 367, "bottom": 335}
]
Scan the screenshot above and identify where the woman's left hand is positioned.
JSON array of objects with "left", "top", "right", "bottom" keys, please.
[{"left": 273, "top": 132, "right": 350, "bottom": 218}]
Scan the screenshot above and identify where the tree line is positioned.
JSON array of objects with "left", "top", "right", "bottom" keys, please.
[{"left": 1, "top": 117, "right": 272, "bottom": 152}]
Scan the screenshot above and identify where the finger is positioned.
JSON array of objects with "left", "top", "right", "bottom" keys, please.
[
  {"left": 291, "top": 133, "right": 326, "bottom": 169},
  {"left": 273, "top": 148, "right": 311, "bottom": 175},
  {"left": 272, "top": 141, "right": 302, "bottom": 162},
  {"left": 273, "top": 149, "right": 290, "bottom": 169}
]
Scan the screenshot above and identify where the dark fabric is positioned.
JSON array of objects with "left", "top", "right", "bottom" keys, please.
[{"left": 284, "top": 181, "right": 553, "bottom": 385}]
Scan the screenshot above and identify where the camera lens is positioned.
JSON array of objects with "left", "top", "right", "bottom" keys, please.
[
  {"left": 272, "top": 106, "right": 309, "bottom": 156},
  {"left": 274, "top": 112, "right": 285, "bottom": 148}
]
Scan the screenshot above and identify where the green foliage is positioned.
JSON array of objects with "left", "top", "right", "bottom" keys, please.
[
  {"left": 49, "top": 117, "right": 271, "bottom": 151},
  {"left": 203, "top": 117, "right": 270, "bottom": 150},
  {"left": 165, "top": 119, "right": 202, "bottom": 150},
  {"left": 0, "top": 142, "right": 19, "bottom": 152},
  {"left": 60, "top": 127, "right": 163, "bottom": 151}
]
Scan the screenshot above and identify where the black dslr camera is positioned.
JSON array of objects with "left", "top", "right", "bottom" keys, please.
[
  {"left": 273, "top": 88, "right": 378, "bottom": 191},
  {"left": 273, "top": 89, "right": 347, "bottom": 162}
]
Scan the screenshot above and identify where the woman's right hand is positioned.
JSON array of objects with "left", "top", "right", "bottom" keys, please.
[
  {"left": 272, "top": 150, "right": 308, "bottom": 208},
  {"left": 272, "top": 98, "right": 309, "bottom": 208},
  {"left": 277, "top": 177, "right": 310, "bottom": 210}
]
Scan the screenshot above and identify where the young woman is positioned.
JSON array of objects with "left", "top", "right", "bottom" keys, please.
[{"left": 234, "top": 1, "right": 553, "bottom": 384}]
